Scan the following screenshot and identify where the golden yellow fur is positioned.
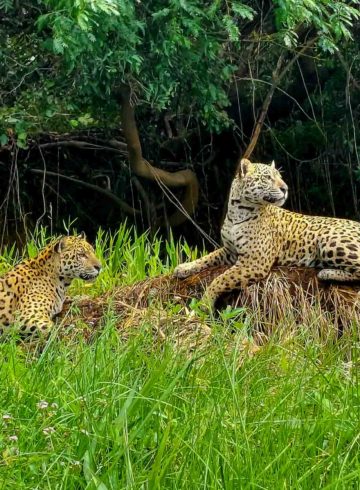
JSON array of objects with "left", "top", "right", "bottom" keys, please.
[
  {"left": 0, "top": 234, "right": 101, "bottom": 337},
  {"left": 175, "top": 159, "right": 360, "bottom": 307}
]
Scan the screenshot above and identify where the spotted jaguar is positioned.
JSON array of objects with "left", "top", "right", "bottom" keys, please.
[
  {"left": 0, "top": 233, "right": 101, "bottom": 337},
  {"left": 174, "top": 158, "right": 360, "bottom": 307}
]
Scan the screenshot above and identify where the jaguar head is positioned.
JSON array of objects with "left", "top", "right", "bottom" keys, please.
[
  {"left": 55, "top": 233, "right": 102, "bottom": 281},
  {"left": 235, "top": 158, "right": 288, "bottom": 207}
]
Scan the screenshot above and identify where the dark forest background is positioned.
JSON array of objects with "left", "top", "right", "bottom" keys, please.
[{"left": 0, "top": 0, "right": 359, "bottom": 248}]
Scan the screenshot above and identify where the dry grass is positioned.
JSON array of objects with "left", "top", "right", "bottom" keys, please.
[{"left": 59, "top": 266, "right": 360, "bottom": 346}]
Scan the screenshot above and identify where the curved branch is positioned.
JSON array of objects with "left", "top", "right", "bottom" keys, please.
[
  {"left": 30, "top": 169, "right": 139, "bottom": 216},
  {"left": 37, "top": 140, "right": 128, "bottom": 155},
  {"left": 120, "top": 88, "right": 199, "bottom": 227},
  {"left": 243, "top": 39, "right": 316, "bottom": 160}
]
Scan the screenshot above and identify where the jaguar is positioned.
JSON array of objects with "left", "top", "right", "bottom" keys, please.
[
  {"left": 0, "top": 233, "right": 101, "bottom": 337},
  {"left": 174, "top": 158, "right": 360, "bottom": 308}
]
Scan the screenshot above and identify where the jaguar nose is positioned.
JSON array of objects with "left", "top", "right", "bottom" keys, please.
[
  {"left": 280, "top": 184, "right": 288, "bottom": 195},
  {"left": 94, "top": 264, "right": 102, "bottom": 273}
]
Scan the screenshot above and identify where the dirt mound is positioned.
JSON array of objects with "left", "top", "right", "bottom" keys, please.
[{"left": 60, "top": 267, "right": 360, "bottom": 339}]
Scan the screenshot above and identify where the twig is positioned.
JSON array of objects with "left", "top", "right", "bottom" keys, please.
[
  {"left": 164, "top": 114, "right": 173, "bottom": 139},
  {"left": 29, "top": 169, "right": 140, "bottom": 216},
  {"left": 337, "top": 51, "right": 360, "bottom": 92},
  {"left": 37, "top": 140, "right": 127, "bottom": 154},
  {"left": 235, "top": 76, "right": 315, "bottom": 122},
  {"left": 243, "top": 38, "right": 316, "bottom": 160},
  {"left": 35, "top": 145, "right": 47, "bottom": 229},
  {"left": 131, "top": 176, "right": 157, "bottom": 232}
]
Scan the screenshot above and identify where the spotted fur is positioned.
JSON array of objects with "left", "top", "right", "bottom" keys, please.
[
  {"left": 174, "top": 158, "right": 360, "bottom": 307},
  {"left": 0, "top": 233, "right": 101, "bottom": 338}
]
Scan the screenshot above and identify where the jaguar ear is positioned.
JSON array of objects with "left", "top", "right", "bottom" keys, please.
[
  {"left": 54, "top": 237, "right": 66, "bottom": 253},
  {"left": 78, "top": 231, "right": 86, "bottom": 240},
  {"left": 239, "top": 158, "right": 253, "bottom": 178},
  {"left": 271, "top": 160, "right": 276, "bottom": 170}
]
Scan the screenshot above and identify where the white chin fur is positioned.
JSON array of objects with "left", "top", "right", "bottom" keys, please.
[{"left": 276, "top": 197, "right": 286, "bottom": 206}]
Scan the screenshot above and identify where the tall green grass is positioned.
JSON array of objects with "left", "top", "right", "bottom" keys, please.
[
  {"left": 0, "top": 224, "right": 202, "bottom": 294},
  {"left": 90, "top": 225, "right": 201, "bottom": 294},
  {"left": 0, "top": 226, "right": 359, "bottom": 488}
]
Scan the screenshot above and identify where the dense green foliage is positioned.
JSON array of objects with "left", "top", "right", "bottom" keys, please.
[
  {"left": 0, "top": 0, "right": 359, "bottom": 240},
  {"left": 1, "top": 0, "right": 359, "bottom": 137},
  {"left": 0, "top": 228, "right": 360, "bottom": 488}
]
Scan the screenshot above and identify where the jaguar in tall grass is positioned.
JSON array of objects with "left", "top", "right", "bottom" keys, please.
[
  {"left": 174, "top": 158, "right": 360, "bottom": 308},
  {"left": 0, "top": 233, "right": 101, "bottom": 337}
]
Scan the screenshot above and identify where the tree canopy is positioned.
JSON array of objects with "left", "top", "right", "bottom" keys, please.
[
  {"left": 0, "top": 0, "right": 359, "bottom": 241},
  {"left": 1, "top": 0, "right": 359, "bottom": 136}
]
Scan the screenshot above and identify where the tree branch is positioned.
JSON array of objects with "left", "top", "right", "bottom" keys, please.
[
  {"left": 30, "top": 169, "right": 140, "bottom": 216},
  {"left": 337, "top": 51, "right": 360, "bottom": 92},
  {"left": 243, "top": 39, "right": 316, "bottom": 160},
  {"left": 37, "top": 140, "right": 128, "bottom": 154},
  {"left": 120, "top": 87, "right": 199, "bottom": 227}
]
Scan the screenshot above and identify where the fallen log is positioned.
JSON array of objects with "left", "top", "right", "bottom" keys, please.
[{"left": 60, "top": 267, "right": 360, "bottom": 340}]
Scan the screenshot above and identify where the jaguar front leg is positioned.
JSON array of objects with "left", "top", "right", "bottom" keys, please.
[
  {"left": 201, "top": 260, "right": 271, "bottom": 310},
  {"left": 174, "top": 247, "right": 234, "bottom": 279},
  {"left": 16, "top": 315, "right": 53, "bottom": 340},
  {"left": 16, "top": 293, "right": 54, "bottom": 339}
]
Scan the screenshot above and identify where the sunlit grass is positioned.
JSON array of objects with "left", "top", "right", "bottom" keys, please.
[
  {"left": 0, "top": 224, "right": 202, "bottom": 295},
  {"left": 0, "top": 226, "right": 360, "bottom": 488}
]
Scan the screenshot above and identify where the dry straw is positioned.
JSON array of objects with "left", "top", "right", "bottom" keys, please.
[{"left": 60, "top": 266, "right": 360, "bottom": 347}]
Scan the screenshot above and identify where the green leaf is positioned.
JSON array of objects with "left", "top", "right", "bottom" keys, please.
[
  {"left": 78, "top": 114, "right": 94, "bottom": 125},
  {"left": 232, "top": 2, "right": 255, "bottom": 20},
  {"left": 0, "top": 0, "right": 14, "bottom": 13},
  {"left": 83, "top": 449, "right": 108, "bottom": 490},
  {"left": 36, "top": 13, "right": 52, "bottom": 31},
  {"left": 16, "top": 140, "right": 28, "bottom": 150},
  {"left": 77, "top": 12, "right": 89, "bottom": 31},
  {"left": 152, "top": 8, "right": 171, "bottom": 20},
  {"left": 0, "top": 134, "right": 8, "bottom": 146},
  {"left": 17, "top": 132, "right": 27, "bottom": 141},
  {"left": 6, "top": 116, "right": 19, "bottom": 124},
  {"left": 223, "top": 15, "right": 240, "bottom": 42}
]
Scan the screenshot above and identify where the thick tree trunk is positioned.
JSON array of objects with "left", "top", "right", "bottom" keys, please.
[{"left": 120, "top": 87, "right": 199, "bottom": 227}]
